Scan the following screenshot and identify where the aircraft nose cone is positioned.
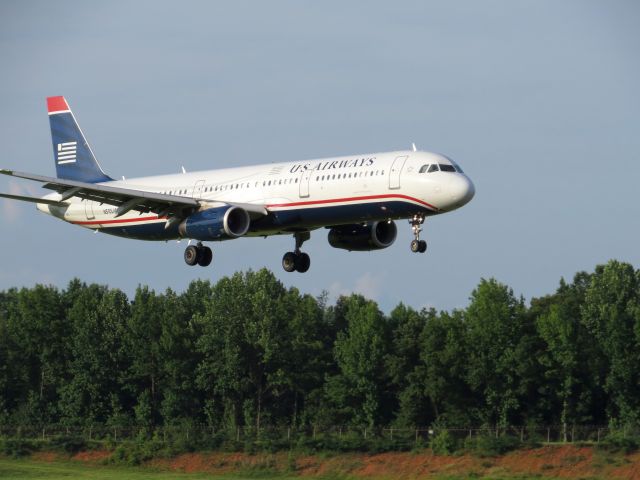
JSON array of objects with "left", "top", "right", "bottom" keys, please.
[{"left": 448, "top": 175, "right": 475, "bottom": 208}]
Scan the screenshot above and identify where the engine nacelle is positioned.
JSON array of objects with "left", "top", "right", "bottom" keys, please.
[
  {"left": 179, "top": 206, "right": 250, "bottom": 241},
  {"left": 328, "top": 221, "right": 397, "bottom": 251}
]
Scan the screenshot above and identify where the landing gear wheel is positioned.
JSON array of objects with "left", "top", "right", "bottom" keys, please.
[
  {"left": 295, "top": 252, "right": 311, "bottom": 273},
  {"left": 198, "top": 246, "right": 213, "bottom": 266},
  {"left": 282, "top": 232, "right": 312, "bottom": 273},
  {"left": 409, "top": 214, "right": 427, "bottom": 254},
  {"left": 184, "top": 245, "right": 199, "bottom": 266},
  {"left": 282, "top": 252, "right": 297, "bottom": 272}
]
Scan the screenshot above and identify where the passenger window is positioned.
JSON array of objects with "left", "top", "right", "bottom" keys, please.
[
  {"left": 419, "top": 164, "right": 429, "bottom": 173},
  {"left": 428, "top": 164, "right": 439, "bottom": 173}
]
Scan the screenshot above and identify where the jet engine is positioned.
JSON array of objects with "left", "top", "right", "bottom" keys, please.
[
  {"left": 179, "top": 205, "right": 250, "bottom": 241},
  {"left": 327, "top": 221, "right": 397, "bottom": 251}
]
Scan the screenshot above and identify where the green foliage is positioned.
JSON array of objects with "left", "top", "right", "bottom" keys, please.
[
  {"left": 0, "top": 260, "right": 640, "bottom": 453},
  {"left": 0, "top": 438, "right": 38, "bottom": 457},
  {"left": 430, "top": 430, "right": 457, "bottom": 455},
  {"left": 599, "top": 429, "right": 640, "bottom": 454},
  {"left": 325, "top": 295, "right": 392, "bottom": 428},
  {"left": 109, "top": 438, "right": 167, "bottom": 466},
  {"left": 47, "top": 435, "right": 87, "bottom": 454}
]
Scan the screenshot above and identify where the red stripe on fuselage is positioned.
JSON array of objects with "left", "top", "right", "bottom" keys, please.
[
  {"left": 266, "top": 194, "right": 438, "bottom": 211},
  {"left": 70, "top": 195, "right": 436, "bottom": 227}
]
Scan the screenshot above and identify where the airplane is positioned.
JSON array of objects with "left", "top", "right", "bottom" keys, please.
[{"left": 0, "top": 96, "right": 475, "bottom": 273}]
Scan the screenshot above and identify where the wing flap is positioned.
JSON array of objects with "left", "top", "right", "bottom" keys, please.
[
  {"left": 1, "top": 169, "right": 271, "bottom": 221},
  {"left": 1, "top": 169, "right": 199, "bottom": 216},
  {"left": 0, "top": 192, "right": 68, "bottom": 206}
]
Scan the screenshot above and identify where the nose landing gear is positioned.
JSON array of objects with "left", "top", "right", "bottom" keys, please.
[
  {"left": 282, "top": 231, "right": 311, "bottom": 273},
  {"left": 184, "top": 242, "right": 213, "bottom": 267},
  {"left": 409, "top": 214, "right": 427, "bottom": 253}
]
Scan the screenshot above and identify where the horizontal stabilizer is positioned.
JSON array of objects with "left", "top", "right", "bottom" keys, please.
[{"left": 0, "top": 192, "right": 67, "bottom": 206}]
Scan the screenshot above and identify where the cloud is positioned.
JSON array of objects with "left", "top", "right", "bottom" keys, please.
[
  {"left": 1, "top": 181, "right": 25, "bottom": 223},
  {"left": 353, "top": 271, "right": 385, "bottom": 300},
  {"left": 326, "top": 271, "right": 386, "bottom": 304}
]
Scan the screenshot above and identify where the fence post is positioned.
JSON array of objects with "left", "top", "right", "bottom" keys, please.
[
  {"left": 547, "top": 427, "right": 550, "bottom": 443},
  {"left": 415, "top": 429, "right": 419, "bottom": 443},
  {"left": 520, "top": 427, "right": 524, "bottom": 442},
  {"left": 364, "top": 428, "right": 367, "bottom": 440},
  {"left": 389, "top": 428, "right": 393, "bottom": 440},
  {"left": 114, "top": 427, "right": 117, "bottom": 442},
  {"left": 313, "top": 425, "right": 316, "bottom": 440},
  {"left": 597, "top": 428, "right": 600, "bottom": 443},
  {"left": 236, "top": 427, "right": 240, "bottom": 442},
  {"left": 42, "top": 427, "right": 45, "bottom": 440}
]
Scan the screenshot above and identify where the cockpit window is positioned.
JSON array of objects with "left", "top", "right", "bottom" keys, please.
[
  {"left": 427, "top": 164, "right": 439, "bottom": 173},
  {"left": 442, "top": 155, "right": 464, "bottom": 173},
  {"left": 439, "top": 164, "right": 456, "bottom": 172},
  {"left": 419, "top": 164, "right": 429, "bottom": 173}
]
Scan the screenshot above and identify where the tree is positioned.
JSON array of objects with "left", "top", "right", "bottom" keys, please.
[
  {"left": 420, "top": 309, "right": 472, "bottom": 426},
  {"left": 534, "top": 271, "right": 607, "bottom": 437},
  {"left": 197, "top": 269, "right": 325, "bottom": 431},
  {"left": 59, "top": 284, "right": 130, "bottom": 425},
  {"left": 3, "top": 285, "right": 67, "bottom": 424},
  {"left": 125, "top": 286, "right": 164, "bottom": 427},
  {"left": 581, "top": 260, "right": 640, "bottom": 425},
  {"left": 325, "top": 294, "right": 392, "bottom": 427},
  {"left": 385, "top": 303, "right": 430, "bottom": 427},
  {"left": 464, "top": 278, "right": 528, "bottom": 426}
]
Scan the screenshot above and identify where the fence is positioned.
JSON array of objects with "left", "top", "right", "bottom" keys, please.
[{"left": 0, "top": 424, "right": 627, "bottom": 445}]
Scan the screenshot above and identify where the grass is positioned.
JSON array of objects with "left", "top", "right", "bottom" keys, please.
[
  {"left": 0, "top": 456, "right": 574, "bottom": 480},
  {"left": 0, "top": 456, "right": 580, "bottom": 480},
  {"left": 0, "top": 457, "right": 301, "bottom": 480}
]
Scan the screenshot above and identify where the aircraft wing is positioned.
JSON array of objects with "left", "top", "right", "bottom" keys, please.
[
  {"left": 0, "top": 169, "right": 267, "bottom": 219},
  {"left": 0, "top": 192, "right": 68, "bottom": 206}
]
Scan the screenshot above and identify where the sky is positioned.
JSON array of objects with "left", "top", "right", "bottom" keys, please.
[{"left": 0, "top": 1, "right": 638, "bottom": 312}]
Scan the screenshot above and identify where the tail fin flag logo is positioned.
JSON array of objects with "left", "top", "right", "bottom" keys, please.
[{"left": 57, "top": 142, "right": 77, "bottom": 164}]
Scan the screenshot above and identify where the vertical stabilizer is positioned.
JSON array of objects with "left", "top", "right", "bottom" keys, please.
[{"left": 47, "top": 96, "right": 112, "bottom": 183}]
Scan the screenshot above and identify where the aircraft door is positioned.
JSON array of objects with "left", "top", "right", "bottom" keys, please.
[
  {"left": 299, "top": 168, "right": 312, "bottom": 198},
  {"left": 84, "top": 199, "right": 95, "bottom": 220},
  {"left": 193, "top": 179, "right": 205, "bottom": 198},
  {"left": 389, "top": 155, "right": 408, "bottom": 189}
]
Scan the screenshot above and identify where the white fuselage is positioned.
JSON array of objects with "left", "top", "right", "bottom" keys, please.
[{"left": 38, "top": 150, "right": 474, "bottom": 241}]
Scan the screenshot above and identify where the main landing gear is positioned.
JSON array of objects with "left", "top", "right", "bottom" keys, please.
[
  {"left": 409, "top": 214, "right": 427, "bottom": 253},
  {"left": 184, "top": 242, "right": 213, "bottom": 267},
  {"left": 282, "top": 232, "right": 311, "bottom": 273}
]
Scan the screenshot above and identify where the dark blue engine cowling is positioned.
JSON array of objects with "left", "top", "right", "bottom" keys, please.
[
  {"left": 179, "top": 206, "right": 250, "bottom": 241},
  {"left": 328, "top": 221, "right": 397, "bottom": 251}
]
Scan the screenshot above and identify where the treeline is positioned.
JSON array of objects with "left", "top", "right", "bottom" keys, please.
[{"left": 1, "top": 260, "right": 639, "bottom": 432}]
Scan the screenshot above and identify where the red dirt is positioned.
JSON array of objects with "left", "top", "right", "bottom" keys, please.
[
  {"left": 30, "top": 445, "right": 640, "bottom": 478},
  {"left": 72, "top": 450, "right": 111, "bottom": 462},
  {"left": 31, "top": 451, "right": 61, "bottom": 462}
]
